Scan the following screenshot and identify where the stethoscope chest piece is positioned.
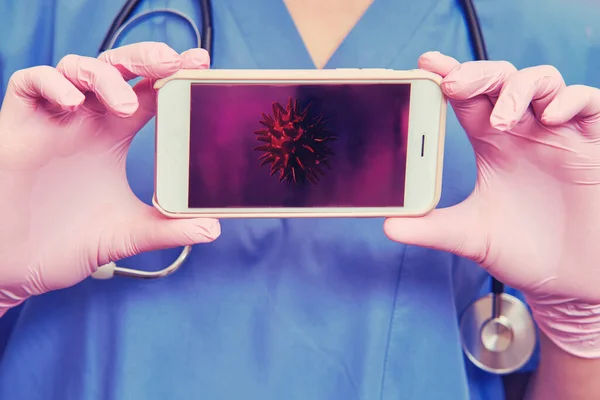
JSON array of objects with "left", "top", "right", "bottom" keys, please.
[{"left": 460, "top": 293, "right": 536, "bottom": 374}]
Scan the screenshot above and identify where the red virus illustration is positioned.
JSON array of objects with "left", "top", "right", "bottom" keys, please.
[{"left": 253, "top": 97, "right": 337, "bottom": 185}]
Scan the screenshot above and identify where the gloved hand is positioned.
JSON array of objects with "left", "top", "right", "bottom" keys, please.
[
  {"left": 385, "top": 52, "right": 600, "bottom": 358},
  {"left": 0, "top": 42, "right": 220, "bottom": 316}
]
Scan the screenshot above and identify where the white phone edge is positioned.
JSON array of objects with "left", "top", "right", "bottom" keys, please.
[{"left": 153, "top": 68, "right": 447, "bottom": 219}]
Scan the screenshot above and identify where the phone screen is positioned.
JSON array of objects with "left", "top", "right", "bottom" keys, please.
[{"left": 188, "top": 82, "right": 411, "bottom": 208}]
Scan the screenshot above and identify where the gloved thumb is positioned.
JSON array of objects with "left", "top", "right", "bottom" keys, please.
[
  {"left": 383, "top": 200, "right": 483, "bottom": 261},
  {"left": 104, "top": 206, "right": 221, "bottom": 262},
  {"left": 121, "top": 48, "right": 210, "bottom": 134}
]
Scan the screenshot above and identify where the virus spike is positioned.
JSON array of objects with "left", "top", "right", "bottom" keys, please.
[
  {"left": 319, "top": 119, "right": 329, "bottom": 130},
  {"left": 302, "top": 144, "right": 315, "bottom": 153},
  {"left": 272, "top": 158, "right": 283, "bottom": 170},
  {"left": 253, "top": 98, "right": 337, "bottom": 185},
  {"left": 260, "top": 156, "right": 274, "bottom": 167},
  {"left": 260, "top": 113, "right": 274, "bottom": 125},
  {"left": 270, "top": 162, "right": 282, "bottom": 175},
  {"left": 301, "top": 102, "right": 313, "bottom": 118},
  {"left": 313, "top": 135, "right": 338, "bottom": 142},
  {"left": 273, "top": 102, "right": 286, "bottom": 120},
  {"left": 253, "top": 145, "right": 271, "bottom": 151},
  {"left": 312, "top": 170, "right": 321, "bottom": 182},
  {"left": 306, "top": 171, "right": 318, "bottom": 184},
  {"left": 313, "top": 165, "right": 325, "bottom": 176},
  {"left": 293, "top": 98, "right": 300, "bottom": 115}
]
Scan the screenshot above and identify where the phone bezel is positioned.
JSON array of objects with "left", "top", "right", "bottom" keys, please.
[{"left": 154, "top": 70, "right": 446, "bottom": 218}]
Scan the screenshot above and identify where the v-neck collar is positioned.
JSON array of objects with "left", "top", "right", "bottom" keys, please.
[
  {"left": 222, "top": 0, "right": 443, "bottom": 69},
  {"left": 325, "top": 0, "right": 443, "bottom": 68}
]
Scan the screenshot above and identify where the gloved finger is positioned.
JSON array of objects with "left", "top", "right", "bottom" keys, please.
[
  {"left": 180, "top": 48, "right": 211, "bottom": 67},
  {"left": 98, "top": 42, "right": 183, "bottom": 81},
  {"left": 418, "top": 51, "right": 460, "bottom": 77},
  {"left": 133, "top": 47, "right": 210, "bottom": 117},
  {"left": 490, "top": 65, "right": 565, "bottom": 131},
  {"left": 56, "top": 54, "right": 139, "bottom": 117},
  {"left": 107, "top": 206, "right": 221, "bottom": 261},
  {"left": 5, "top": 66, "right": 85, "bottom": 110},
  {"left": 541, "top": 85, "right": 600, "bottom": 131},
  {"left": 114, "top": 48, "right": 211, "bottom": 134},
  {"left": 440, "top": 59, "right": 517, "bottom": 104},
  {"left": 419, "top": 52, "right": 516, "bottom": 138},
  {"left": 383, "top": 198, "right": 485, "bottom": 262}
]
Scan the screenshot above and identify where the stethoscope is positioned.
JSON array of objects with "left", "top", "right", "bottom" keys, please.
[
  {"left": 91, "top": 0, "right": 536, "bottom": 374},
  {"left": 92, "top": 0, "right": 213, "bottom": 281},
  {"left": 457, "top": 0, "right": 537, "bottom": 374}
]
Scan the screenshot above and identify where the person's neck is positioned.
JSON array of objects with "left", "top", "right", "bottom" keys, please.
[{"left": 284, "top": 0, "right": 375, "bottom": 68}]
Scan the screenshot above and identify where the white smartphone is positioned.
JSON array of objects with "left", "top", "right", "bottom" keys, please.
[{"left": 153, "top": 69, "right": 447, "bottom": 218}]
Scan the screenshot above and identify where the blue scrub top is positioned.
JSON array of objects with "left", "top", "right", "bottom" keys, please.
[{"left": 1, "top": 1, "right": 599, "bottom": 399}]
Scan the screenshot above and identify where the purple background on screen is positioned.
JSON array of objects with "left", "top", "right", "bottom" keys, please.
[{"left": 188, "top": 83, "right": 410, "bottom": 208}]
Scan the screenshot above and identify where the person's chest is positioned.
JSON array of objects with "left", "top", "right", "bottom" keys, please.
[
  {"left": 1, "top": 0, "right": 598, "bottom": 310},
  {"left": 2, "top": 0, "right": 598, "bottom": 313}
]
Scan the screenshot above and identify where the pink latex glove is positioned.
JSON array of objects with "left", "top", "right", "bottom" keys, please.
[
  {"left": 0, "top": 42, "right": 220, "bottom": 316},
  {"left": 385, "top": 52, "right": 600, "bottom": 358}
]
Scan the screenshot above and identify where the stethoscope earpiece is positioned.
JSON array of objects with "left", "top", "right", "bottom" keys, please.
[{"left": 460, "top": 292, "right": 536, "bottom": 374}]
